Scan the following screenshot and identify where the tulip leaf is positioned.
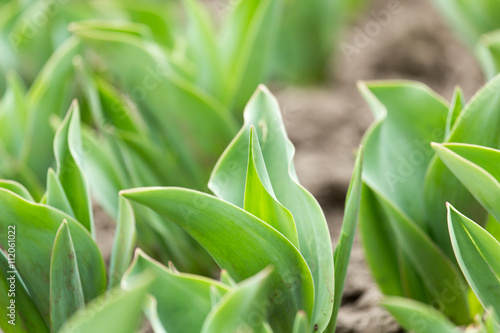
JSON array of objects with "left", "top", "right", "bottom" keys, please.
[
  {"left": 445, "top": 87, "right": 465, "bottom": 137},
  {"left": 0, "top": 179, "right": 34, "bottom": 202},
  {"left": 0, "top": 252, "right": 48, "bottom": 333},
  {"left": 244, "top": 127, "right": 299, "bottom": 246},
  {"left": 108, "top": 196, "right": 136, "bottom": 289},
  {"left": 219, "top": 0, "right": 282, "bottom": 111},
  {"left": 23, "top": 37, "right": 81, "bottom": 186},
  {"left": 425, "top": 73, "right": 500, "bottom": 257},
  {"left": 292, "top": 311, "right": 309, "bottom": 333},
  {"left": 73, "top": 27, "right": 237, "bottom": 189},
  {"left": 329, "top": 147, "right": 363, "bottom": 331},
  {"left": 209, "top": 86, "right": 333, "bottom": 332},
  {"left": 382, "top": 297, "right": 460, "bottom": 333},
  {"left": 476, "top": 30, "right": 500, "bottom": 79},
  {"left": 50, "top": 221, "right": 85, "bottom": 332},
  {"left": 121, "top": 188, "right": 314, "bottom": 332},
  {"left": 0, "top": 189, "right": 106, "bottom": 325},
  {"left": 59, "top": 275, "right": 152, "bottom": 333},
  {"left": 123, "top": 249, "right": 230, "bottom": 332},
  {"left": 447, "top": 204, "right": 500, "bottom": 318},
  {"left": 358, "top": 80, "right": 448, "bottom": 229},
  {"left": 45, "top": 168, "right": 74, "bottom": 216},
  {"left": 53, "top": 101, "right": 94, "bottom": 235},
  {"left": 202, "top": 267, "right": 273, "bottom": 333},
  {"left": 375, "top": 190, "right": 470, "bottom": 324}
]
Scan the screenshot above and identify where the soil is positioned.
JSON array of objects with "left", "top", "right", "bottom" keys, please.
[{"left": 93, "top": 0, "right": 485, "bottom": 332}]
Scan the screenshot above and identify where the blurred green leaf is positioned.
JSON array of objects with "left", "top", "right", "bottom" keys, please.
[
  {"left": 292, "top": 311, "right": 309, "bottom": 333},
  {"left": 0, "top": 179, "right": 34, "bottom": 201},
  {"left": 445, "top": 87, "right": 465, "bottom": 137},
  {"left": 429, "top": 0, "right": 500, "bottom": 45},
  {"left": 218, "top": 0, "right": 282, "bottom": 111},
  {"left": 476, "top": 30, "right": 500, "bottom": 79},
  {"left": 382, "top": 297, "right": 460, "bottom": 333},
  {"left": 22, "top": 37, "right": 81, "bottom": 190},
  {"left": 433, "top": 143, "right": 500, "bottom": 223}
]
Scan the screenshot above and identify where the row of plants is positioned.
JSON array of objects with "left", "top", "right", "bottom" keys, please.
[
  {"left": 0, "top": 86, "right": 363, "bottom": 332},
  {"left": 0, "top": 0, "right": 500, "bottom": 332}
]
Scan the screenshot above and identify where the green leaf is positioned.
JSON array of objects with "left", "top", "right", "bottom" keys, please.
[
  {"left": 382, "top": 297, "right": 460, "bottom": 333},
  {"left": 292, "top": 311, "right": 309, "bottom": 333},
  {"left": 123, "top": 249, "right": 230, "bottom": 332},
  {"left": 0, "top": 252, "right": 48, "bottom": 333},
  {"left": 432, "top": 143, "right": 500, "bottom": 223},
  {"left": 50, "top": 220, "right": 85, "bottom": 332},
  {"left": 53, "top": 101, "right": 94, "bottom": 235},
  {"left": 59, "top": 275, "right": 152, "bottom": 333},
  {"left": 121, "top": 188, "right": 314, "bottom": 332},
  {"left": 219, "top": 0, "right": 283, "bottom": 111},
  {"left": 45, "top": 168, "right": 74, "bottom": 216},
  {"left": 244, "top": 127, "right": 299, "bottom": 246},
  {"left": 0, "top": 72, "right": 27, "bottom": 157},
  {"left": 358, "top": 80, "right": 448, "bottom": 229},
  {"left": 22, "top": 37, "right": 81, "bottom": 187},
  {"left": 220, "top": 270, "right": 237, "bottom": 287},
  {"left": 0, "top": 179, "right": 34, "bottom": 202},
  {"left": 476, "top": 30, "right": 500, "bottom": 79},
  {"left": 447, "top": 204, "right": 500, "bottom": 318},
  {"left": 329, "top": 147, "right": 363, "bottom": 331},
  {"left": 209, "top": 86, "right": 333, "bottom": 332},
  {"left": 0, "top": 189, "right": 106, "bottom": 325},
  {"left": 184, "top": 0, "right": 224, "bottom": 100},
  {"left": 202, "top": 267, "right": 273, "bottom": 333},
  {"left": 376, "top": 192, "right": 470, "bottom": 324},
  {"left": 359, "top": 184, "right": 404, "bottom": 297},
  {"left": 108, "top": 196, "right": 136, "bottom": 290},
  {"left": 429, "top": 0, "right": 500, "bottom": 45},
  {"left": 445, "top": 87, "right": 465, "bottom": 137},
  {"left": 425, "top": 73, "right": 500, "bottom": 257},
  {"left": 79, "top": 128, "right": 129, "bottom": 218},
  {"left": 73, "top": 27, "right": 238, "bottom": 188}
]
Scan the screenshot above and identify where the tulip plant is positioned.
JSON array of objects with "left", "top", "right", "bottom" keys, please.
[
  {"left": 0, "top": 0, "right": 178, "bottom": 94},
  {"left": 381, "top": 143, "right": 500, "bottom": 333},
  {"left": 358, "top": 73, "right": 500, "bottom": 330},
  {"left": 0, "top": 86, "right": 363, "bottom": 333},
  {"left": 429, "top": 0, "right": 500, "bottom": 79}
]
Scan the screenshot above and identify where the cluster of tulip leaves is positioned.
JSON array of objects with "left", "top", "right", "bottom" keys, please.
[
  {"left": 359, "top": 73, "right": 500, "bottom": 332},
  {"left": 0, "top": 86, "right": 363, "bottom": 333}
]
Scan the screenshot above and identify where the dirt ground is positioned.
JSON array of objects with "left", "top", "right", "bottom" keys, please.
[{"left": 94, "top": 0, "right": 485, "bottom": 332}]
